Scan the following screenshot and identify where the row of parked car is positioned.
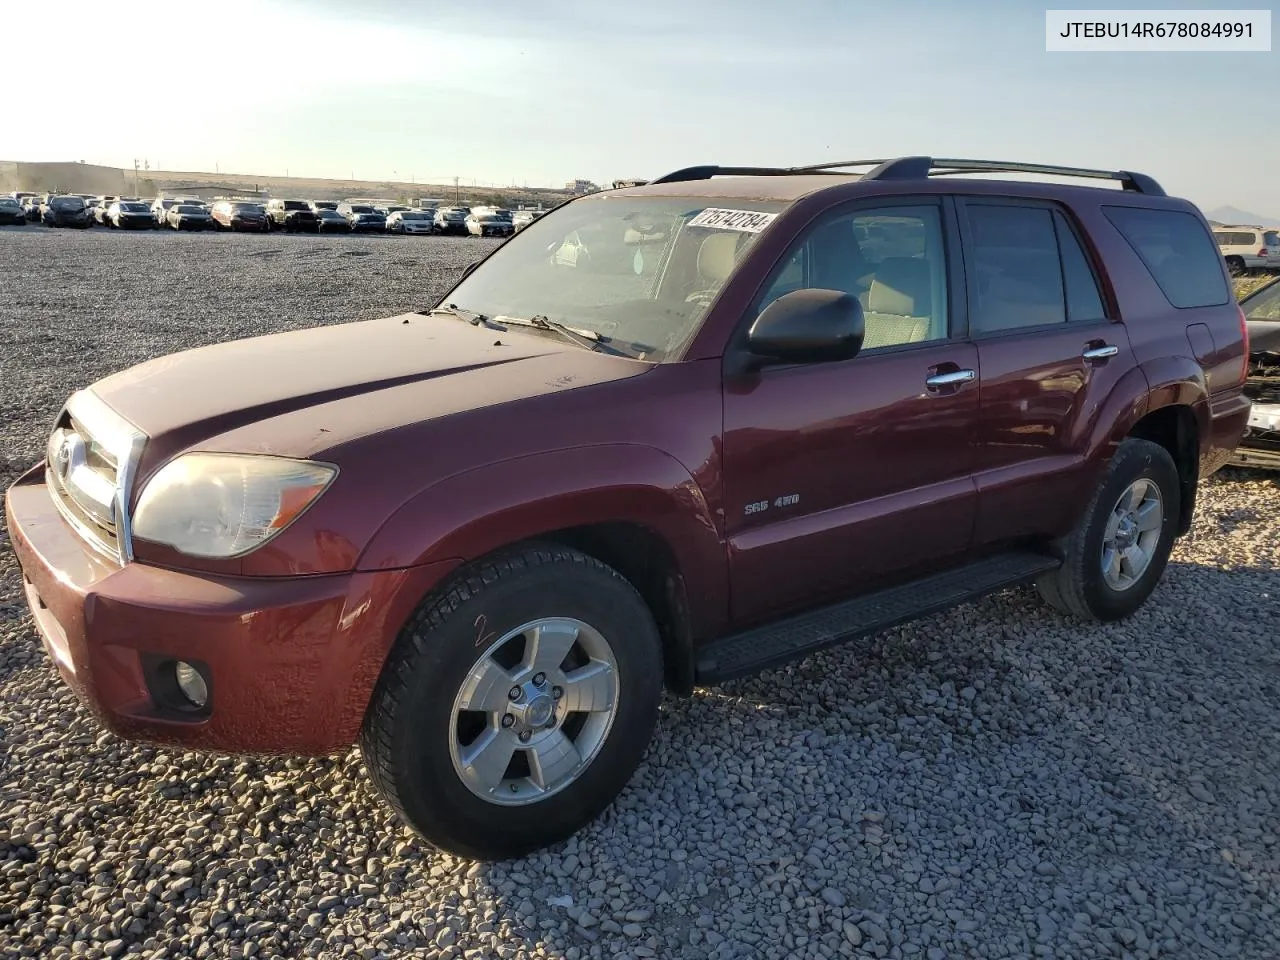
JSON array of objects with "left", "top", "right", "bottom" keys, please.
[{"left": 2, "top": 191, "right": 547, "bottom": 237}]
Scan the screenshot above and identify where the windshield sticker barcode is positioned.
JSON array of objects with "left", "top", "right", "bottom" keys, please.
[{"left": 687, "top": 208, "right": 778, "bottom": 233}]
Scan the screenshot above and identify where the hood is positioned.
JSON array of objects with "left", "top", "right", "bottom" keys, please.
[{"left": 90, "top": 312, "right": 649, "bottom": 468}]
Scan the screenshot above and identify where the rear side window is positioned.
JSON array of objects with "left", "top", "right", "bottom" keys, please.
[
  {"left": 1214, "top": 231, "right": 1256, "bottom": 246},
  {"left": 1052, "top": 212, "right": 1107, "bottom": 323},
  {"left": 1103, "top": 206, "right": 1229, "bottom": 309},
  {"left": 965, "top": 204, "right": 1066, "bottom": 333},
  {"left": 1265, "top": 231, "right": 1279, "bottom": 247}
]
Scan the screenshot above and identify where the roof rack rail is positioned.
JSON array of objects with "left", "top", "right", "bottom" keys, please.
[
  {"left": 649, "top": 156, "right": 1165, "bottom": 196},
  {"left": 646, "top": 165, "right": 797, "bottom": 184}
]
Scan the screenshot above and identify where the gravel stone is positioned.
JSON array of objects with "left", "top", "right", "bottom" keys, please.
[{"left": 1, "top": 228, "right": 1278, "bottom": 959}]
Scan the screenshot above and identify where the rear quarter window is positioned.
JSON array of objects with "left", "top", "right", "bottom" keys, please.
[
  {"left": 1102, "top": 206, "right": 1229, "bottom": 309},
  {"left": 1214, "top": 231, "right": 1256, "bottom": 246}
]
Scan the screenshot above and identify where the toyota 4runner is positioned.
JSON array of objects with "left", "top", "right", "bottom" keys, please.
[{"left": 6, "top": 156, "right": 1251, "bottom": 859}]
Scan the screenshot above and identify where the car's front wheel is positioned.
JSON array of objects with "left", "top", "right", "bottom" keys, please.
[
  {"left": 1036, "top": 438, "right": 1180, "bottom": 622},
  {"left": 361, "top": 544, "right": 663, "bottom": 860}
]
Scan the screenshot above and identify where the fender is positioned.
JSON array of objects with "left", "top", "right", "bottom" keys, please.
[
  {"left": 1097, "top": 355, "right": 1208, "bottom": 451},
  {"left": 356, "top": 443, "right": 729, "bottom": 641}
]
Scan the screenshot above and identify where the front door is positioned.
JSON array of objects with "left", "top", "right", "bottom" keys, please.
[
  {"left": 956, "top": 198, "right": 1137, "bottom": 545},
  {"left": 721, "top": 198, "right": 981, "bottom": 625}
]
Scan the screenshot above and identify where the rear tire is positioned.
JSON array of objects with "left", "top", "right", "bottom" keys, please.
[
  {"left": 360, "top": 544, "right": 663, "bottom": 860},
  {"left": 1036, "top": 438, "right": 1180, "bottom": 622},
  {"left": 1226, "top": 256, "right": 1246, "bottom": 277}
]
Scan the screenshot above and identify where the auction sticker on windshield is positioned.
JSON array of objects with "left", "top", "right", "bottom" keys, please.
[{"left": 687, "top": 208, "right": 778, "bottom": 233}]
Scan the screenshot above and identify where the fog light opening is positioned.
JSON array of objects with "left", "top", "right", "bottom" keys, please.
[{"left": 173, "top": 661, "right": 209, "bottom": 709}]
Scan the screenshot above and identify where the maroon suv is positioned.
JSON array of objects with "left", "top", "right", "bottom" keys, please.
[{"left": 6, "top": 156, "right": 1251, "bottom": 859}]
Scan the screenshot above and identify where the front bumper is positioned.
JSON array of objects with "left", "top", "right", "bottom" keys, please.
[
  {"left": 1229, "top": 402, "right": 1280, "bottom": 470},
  {"left": 5, "top": 466, "right": 460, "bottom": 755}
]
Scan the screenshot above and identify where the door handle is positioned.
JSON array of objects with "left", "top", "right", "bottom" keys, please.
[
  {"left": 1082, "top": 344, "right": 1119, "bottom": 360},
  {"left": 925, "top": 369, "right": 976, "bottom": 388}
]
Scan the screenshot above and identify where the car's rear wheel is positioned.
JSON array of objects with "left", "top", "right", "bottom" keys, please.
[
  {"left": 1226, "top": 256, "right": 1246, "bottom": 276},
  {"left": 1036, "top": 438, "right": 1180, "bottom": 622},
  {"left": 360, "top": 544, "right": 663, "bottom": 860}
]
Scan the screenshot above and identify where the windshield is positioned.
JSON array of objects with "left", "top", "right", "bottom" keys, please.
[
  {"left": 444, "top": 196, "right": 786, "bottom": 361},
  {"left": 1244, "top": 278, "right": 1280, "bottom": 322},
  {"left": 0, "top": 199, "right": 18, "bottom": 209},
  {"left": 52, "top": 197, "right": 84, "bottom": 210},
  {"left": 281, "top": 200, "right": 308, "bottom": 211},
  {"left": 313, "top": 201, "right": 337, "bottom": 209},
  {"left": 401, "top": 212, "right": 430, "bottom": 220},
  {"left": 348, "top": 205, "right": 373, "bottom": 213},
  {"left": 121, "top": 202, "right": 148, "bottom": 212},
  {"left": 175, "top": 205, "right": 204, "bottom": 214},
  {"left": 232, "top": 202, "right": 262, "bottom": 212}
]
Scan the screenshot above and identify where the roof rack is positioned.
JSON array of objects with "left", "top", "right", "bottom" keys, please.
[{"left": 647, "top": 156, "right": 1166, "bottom": 196}]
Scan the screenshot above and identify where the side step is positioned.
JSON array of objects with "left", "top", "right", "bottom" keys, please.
[{"left": 694, "top": 550, "right": 1060, "bottom": 685}]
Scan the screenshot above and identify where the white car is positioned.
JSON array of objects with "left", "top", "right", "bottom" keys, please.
[
  {"left": 386, "top": 210, "right": 436, "bottom": 235},
  {"left": 1213, "top": 225, "right": 1280, "bottom": 275}
]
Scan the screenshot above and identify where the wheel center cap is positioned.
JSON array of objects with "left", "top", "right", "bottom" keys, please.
[{"left": 526, "top": 694, "right": 554, "bottom": 728}]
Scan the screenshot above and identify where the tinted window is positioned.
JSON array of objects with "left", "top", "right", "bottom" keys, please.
[
  {"left": 1103, "top": 206, "right": 1229, "bottom": 309},
  {"left": 1264, "top": 231, "right": 1279, "bottom": 247},
  {"left": 759, "top": 203, "right": 948, "bottom": 350},
  {"left": 1214, "top": 231, "right": 1257, "bottom": 246},
  {"left": 966, "top": 204, "right": 1065, "bottom": 333},
  {"left": 1052, "top": 212, "right": 1107, "bottom": 323}
]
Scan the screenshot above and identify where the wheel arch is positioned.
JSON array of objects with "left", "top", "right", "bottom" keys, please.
[{"left": 357, "top": 444, "right": 728, "bottom": 694}]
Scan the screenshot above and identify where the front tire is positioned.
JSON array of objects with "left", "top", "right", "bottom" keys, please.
[
  {"left": 1036, "top": 438, "right": 1180, "bottom": 622},
  {"left": 361, "top": 544, "right": 663, "bottom": 860}
]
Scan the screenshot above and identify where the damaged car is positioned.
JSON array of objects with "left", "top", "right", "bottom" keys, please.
[{"left": 1233, "top": 276, "right": 1280, "bottom": 469}]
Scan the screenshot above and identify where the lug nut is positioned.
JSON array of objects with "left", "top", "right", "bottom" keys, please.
[
  {"left": 518, "top": 730, "right": 532, "bottom": 742},
  {"left": 508, "top": 686, "right": 522, "bottom": 701},
  {"left": 552, "top": 686, "right": 563, "bottom": 700},
  {"left": 533, "top": 672, "right": 546, "bottom": 686},
  {"left": 501, "top": 714, "right": 514, "bottom": 728}
]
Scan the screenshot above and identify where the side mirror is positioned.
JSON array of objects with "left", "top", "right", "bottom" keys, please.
[
  {"left": 461, "top": 260, "right": 481, "bottom": 279},
  {"left": 746, "top": 289, "right": 865, "bottom": 365}
]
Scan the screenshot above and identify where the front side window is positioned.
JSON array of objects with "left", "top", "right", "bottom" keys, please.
[
  {"left": 759, "top": 203, "right": 948, "bottom": 350},
  {"left": 445, "top": 196, "right": 788, "bottom": 361}
]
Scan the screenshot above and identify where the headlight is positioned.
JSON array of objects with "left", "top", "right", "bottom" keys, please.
[{"left": 133, "top": 453, "right": 337, "bottom": 558}]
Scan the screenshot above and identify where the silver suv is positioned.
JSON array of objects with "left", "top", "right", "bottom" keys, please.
[{"left": 1213, "top": 225, "right": 1280, "bottom": 275}]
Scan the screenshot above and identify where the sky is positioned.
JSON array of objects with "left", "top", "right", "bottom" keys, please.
[{"left": 2, "top": 0, "right": 1276, "bottom": 217}]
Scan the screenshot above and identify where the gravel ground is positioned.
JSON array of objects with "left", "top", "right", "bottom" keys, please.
[{"left": 2, "top": 224, "right": 1279, "bottom": 960}]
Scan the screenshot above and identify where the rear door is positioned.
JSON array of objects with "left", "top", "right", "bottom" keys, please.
[
  {"left": 721, "top": 198, "right": 981, "bottom": 625},
  {"left": 957, "top": 198, "right": 1135, "bottom": 546}
]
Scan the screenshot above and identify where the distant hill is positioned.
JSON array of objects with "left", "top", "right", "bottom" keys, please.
[{"left": 1205, "top": 204, "right": 1280, "bottom": 227}]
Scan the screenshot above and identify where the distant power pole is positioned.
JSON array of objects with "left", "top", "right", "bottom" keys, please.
[
  {"left": 133, "top": 159, "right": 140, "bottom": 196},
  {"left": 454, "top": 176, "right": 460, "bottom": 203}
]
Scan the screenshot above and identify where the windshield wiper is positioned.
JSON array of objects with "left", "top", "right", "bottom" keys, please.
[
  {"left": 425, "top": 303, "right": 503, "bottom": 330},
  {"left": 490, "top": 314, "right": 613, "bottom": 352}
]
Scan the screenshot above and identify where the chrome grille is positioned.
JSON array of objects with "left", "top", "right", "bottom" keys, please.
[{"left": 45, "top": 390, "right": 146, "bottom": 563}]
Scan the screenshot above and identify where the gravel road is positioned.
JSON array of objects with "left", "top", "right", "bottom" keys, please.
[{"left": 2, "top": 225, "right": 1278, "bottom": 959}]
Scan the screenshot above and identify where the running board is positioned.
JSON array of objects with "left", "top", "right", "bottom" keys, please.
[{"left": 694, "top": 550, "right": 1061, "bottom": 685}]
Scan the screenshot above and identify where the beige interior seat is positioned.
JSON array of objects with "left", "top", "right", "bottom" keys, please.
[
  {"left": 687, "top": 232, "right": 741, "bottom": 304},
  {"left": 862, "top": 257, "right": 934, "bottom": 349}
]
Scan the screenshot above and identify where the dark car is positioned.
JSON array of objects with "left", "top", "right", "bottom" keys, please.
[
  {"left": 211, "top": 200, "right": 269, "bottom": 232},
  {"left": 0, "top": 197, "right": 26, "bottom": 225},
  {"left": 108, "top": 200, "right": 157, "bottom": 229},
  {"left": 433, "top": 205, "right": 470, "bottom": 235},
  {"left": 41, "top": 195, "right": 91, "bottom": 228},
  {"left": 6, "top": 155, "right": 1251, "bottom": 862},
  {"left": 1231, "top": 276, "right": 1280, "bottom": 469},
  {"left": 266, "top": 198, "right": 318, "bottom": 232},
  {"left": 315, "top": 209, "right": 353, "bottom": 233},
  {"left": 341, "top": 204, "right": 386, "bottom": 233},
  {"left": 166, "top": 203, "right": 213, "bottom": 231}
]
